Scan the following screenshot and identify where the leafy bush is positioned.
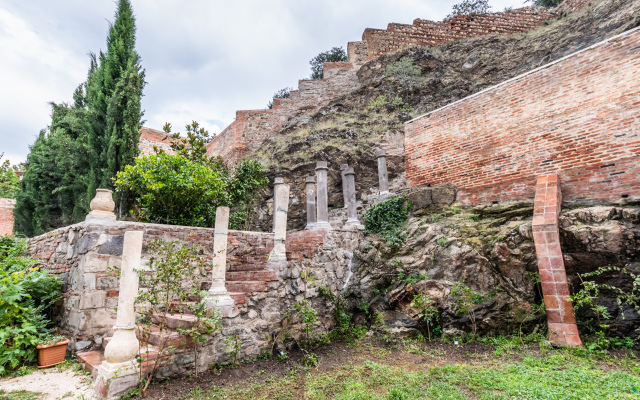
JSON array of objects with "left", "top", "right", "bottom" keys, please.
[
  {"left": 115, "top": 152, "right": 225, "bottom": 227},
  {"left": 447, "top": 0, "right": 492, "bottom": 18},
  {"left": 0, "top": 236, "right": 62, "bottom": 375},
  {"left": 309, "top": 47, "right": 347, "bottom": 79},
  {"left": 530, "top": 0, "right": 563, "bottom": 8},
  {"left": 363, "top": 197, "right": 411, "bottom": 245},
  {"left": 117, "top": 121, "right": 268, "bottom": 229}
]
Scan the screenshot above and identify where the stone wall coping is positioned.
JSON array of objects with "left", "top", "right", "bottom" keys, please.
[{"left": 405, "top": 25, "right": 640, "bottom": 125}]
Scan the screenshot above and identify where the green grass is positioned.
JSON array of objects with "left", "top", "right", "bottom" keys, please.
[
  {"left": 0, "top": 389, "right": 41, "bottom": 400},
  {"left": 171, "top": 338, "right": 640, "bottom": 400}
]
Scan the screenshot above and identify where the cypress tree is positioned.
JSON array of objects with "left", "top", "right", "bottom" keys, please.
[
  {"left": 86, "top": 0, "right": 145, "bottom": 201},
  {"left": 14, "top": 0, "right": 144, "bottom": 235}
]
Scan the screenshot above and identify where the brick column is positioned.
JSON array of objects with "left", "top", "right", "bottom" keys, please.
[
  {"left": 0, "top": 198, "right": 16, "bottom": 235},
  {"left": 532, "top": 174, "right": 582, "bottom": 347}
]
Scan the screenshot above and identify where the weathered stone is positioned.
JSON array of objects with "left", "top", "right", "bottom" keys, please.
[
  {"left": 431, "top": 184, "right": 456, "bottom": 205},
  {"left": 377, "top": 150, "right": 389, "bottom": 200},
  {"left": 78, "top": 233, "right": 100, "bottom": 255},
  {"left": 98, "top": 235, "right": 124, "bottom": 255},
  {"left": 315, "top": 161, "right": 331, "bottom": 229},
  {"left": 305, "top": 176, "right": 317, "bottom": 229},
  {"left": 406, "top": 187, "right": 433, "bottom": 210}
]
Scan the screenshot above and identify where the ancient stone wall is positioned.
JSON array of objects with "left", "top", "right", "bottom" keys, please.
[
  {"left": 27, "top": 220, "right": 360, "bottom": 365},
  {"left": 352, "top": 7, "right": 554, "bottom": 62},
  {"left": 139, "top": 127, "right": 176, "bottom": 155},
  {"left": 405, "top": 26, "right": 640, "bottom": 205},
  {"left": 0, "top": 198, "right": 15, "bottom": 236}
]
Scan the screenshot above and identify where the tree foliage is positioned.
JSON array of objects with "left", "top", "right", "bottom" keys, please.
[
  {"left": 0, "top": 155, "right": 20, "bottom": 199},
  {"left": 116, "top": 121, "right": 269, "bottom": 229},
  {"left": 0, "top": 236, "right": 62, "bottom": 375},
  {"left": 267, "top": 87, "right": 292, "bottom": 109},
  {"left": 447, "top": 0, "right": 492, "bottom": 18},
  {"left": 309, "top": 47, "right": 347, "bottom": 79},
  {"left": 530, "top": 0, "right": 563, "bottom": 8},
  {"left": 14, "top": 0, "right": 144, "bottom": 236}
]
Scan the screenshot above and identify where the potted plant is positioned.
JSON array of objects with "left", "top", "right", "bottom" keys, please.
[{"left": 36, "top": 335, "right": 69, "bottom": 368}]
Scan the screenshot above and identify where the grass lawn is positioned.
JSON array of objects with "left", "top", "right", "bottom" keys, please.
[{"left": 136, "top": 336, "right": 640, "bottom": 400}]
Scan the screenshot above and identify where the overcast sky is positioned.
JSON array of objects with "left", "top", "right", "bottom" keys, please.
[{"left": 0, "top": 0, "right": 526, "bottom": 165}]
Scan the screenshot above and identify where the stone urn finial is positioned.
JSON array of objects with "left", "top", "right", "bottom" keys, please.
[{"left": 86, "top": 189, "right": 117, "bottom": 221}]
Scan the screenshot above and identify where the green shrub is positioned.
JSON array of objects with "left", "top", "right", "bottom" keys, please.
[
  {"left": 116, "top": 122, "right": 268, "bottom": 230},
  {"left": 0, "top": 236, "right": 62, "bottom": 375},
  {"left": 363, "top": 197, "right": 411, "bottom": 246},
  {"left": 0, "top": 155, "right": 20, "bottom": 199}
]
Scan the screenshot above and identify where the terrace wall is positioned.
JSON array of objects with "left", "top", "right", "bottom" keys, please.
[{"left": 405, "top": 26, "right": 640, "bottom": 205}]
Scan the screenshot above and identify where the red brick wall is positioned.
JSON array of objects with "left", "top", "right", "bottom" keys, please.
[
  {"left": 405, "top": 27, "right": 640, "bottom": 205},
  {"left": 559, "top": 0, "right": 595, "bottom": 13},
  {"left": 0, "top": 198, "right": 15, "bottom": 236}
]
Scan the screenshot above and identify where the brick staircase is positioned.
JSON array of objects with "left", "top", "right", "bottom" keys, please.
[{"left": 76, "top": 311, "right": 197, "bottom": 379}]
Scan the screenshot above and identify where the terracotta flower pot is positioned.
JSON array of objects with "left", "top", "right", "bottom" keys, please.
[{"left": 36, "top": 338, "right": 70, "bottom": 368}]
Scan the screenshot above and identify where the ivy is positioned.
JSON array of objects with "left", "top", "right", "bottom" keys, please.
[{"left": 363, "top": 196, "right": 411, "bottom": 246}]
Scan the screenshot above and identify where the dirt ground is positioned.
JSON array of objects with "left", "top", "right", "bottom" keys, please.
[{"left": 0, "top": 369, "right": 94, "bottom": 399}]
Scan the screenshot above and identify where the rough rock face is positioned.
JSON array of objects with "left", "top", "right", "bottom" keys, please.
[
  {"left": 560, "top": 206, "right": 640, "bottom": 337},
  {"left": 340, "top": 204, "right": 640, "bottom": 340}
]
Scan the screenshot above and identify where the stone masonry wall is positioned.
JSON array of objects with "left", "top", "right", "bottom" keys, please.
[
  {"left": 0, "top": 198, "right": 15, "bottom": 235},
  {"left": 352, "top": 7, "right": 554, "bottom": 61},
  {"left": 27, "top": 220, "right": 361, "bottom": 368},
  {"left": 405, "top": 26, "right": 640, "bottom": 205}
]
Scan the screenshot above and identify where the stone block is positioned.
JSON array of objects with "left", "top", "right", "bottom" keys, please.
[
  {"left": 98, "top": 235, "right": 124, "bottom": 255},
  {"left": 80, "top": 292, "right": 106, "bottom": 309},
  {"left": 82, "top": 253, "right": 110, "bottom": 273},
  {"left": 78, "top": 233, "right": 100, "bottom": 254},
  {"left": 406, "top": 187, "right": 432, "bottom": 210},
  {"left": 431, "top": 184, "right": 457, "bottom": 205}
]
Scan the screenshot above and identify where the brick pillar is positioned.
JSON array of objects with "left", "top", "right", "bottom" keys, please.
[
  {"left": 0, "top": 198, "right": 16, "bottom": 235},
  {"left": 532, "top": 174, "right": 582, "bottom": 347}
]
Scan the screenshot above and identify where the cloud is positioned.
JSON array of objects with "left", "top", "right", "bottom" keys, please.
[{"left": 0, "top": 0, "right": 528, "bottom": 165}]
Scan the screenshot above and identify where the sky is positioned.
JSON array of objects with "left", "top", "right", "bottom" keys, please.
[{"left": 0, "top": 0, "right": 527, "bottom": 165}]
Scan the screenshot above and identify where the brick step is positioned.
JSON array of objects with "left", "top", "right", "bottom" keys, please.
[
  {"left": 225, "top": 280, "right": 267, "bottom": 293},
  {"left": 136, "top": 325, "right": 194, "bottom": 350},
  {"left": 169, "top": 301, "right": 196, "bottom": 315},
  {"left": 230, "top": 292, "right": 246, "bottom": 304},
  {"left": 76, "top": 350, "right": 104, "bottom": 378},
  {"left": 227, "top": 262, "right": 270, "bottom": 272},
  {"left": 226, "top": 270, "right": 277, "bottom": 282},
  {"left": 152, "top": 313, "right": 197, "bottom": 330}
]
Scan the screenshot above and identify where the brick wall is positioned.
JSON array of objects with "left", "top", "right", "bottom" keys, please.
[
  {"left": 351, "top": 7, "right": 553, "bottom": 62},
  {"left": 139, "top": 127, "right": 176, "bottom": 155},
  {"left": 405, "top": 27, "right": 640, "bottom": 205},
  {"left": 559, "top": 0, "right": 595, "bottom": 13},
  {"left": 204, "top": 63, "right": 358, "bottom": 162},
  {"left": 0, "top": 198, "right": 15, "bottom": 235}
]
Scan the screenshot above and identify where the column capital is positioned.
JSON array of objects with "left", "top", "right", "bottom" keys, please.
[
  {"left": 377, "top": 149, "right": 386, "bottom": 158},
  {"left": 274, "top": 177, "right": 285, "bottom": 185},
  {"left": 345, "top": 167, "right": 355, "bottom": 176},
  {"left": 305, "top": 176, "right": 316, "bottom": 183},
  {"left": 315, "top": 161, "right": 329, "bottom": 171}
]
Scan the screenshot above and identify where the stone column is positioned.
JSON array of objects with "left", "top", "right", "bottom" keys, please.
[
  {"left": 305, "top": 177, "right": 317, "bottom": 230},
  {"left": 377, "top": 150, "right": 390, "bottom": 200},
  {"left": 206, "top": 207, "right": 235, "bottom": 310},
  {"left": 95, "top": 231, "right": 143, "bottom": 397},
  {"left": 315, "top": 161, "right": 332, "bottom": 229},
  {"left": 344, "top": 168, "right": 364, "bottom": 229},
  {"left": 272, "top": 177, "right": 285, "bottom": 233},
  {"left": 340, "top": 164, "right": 349, "bottom": 208},
  {"left": 269, "top": 184, "right": 290, "bottom": 262}
]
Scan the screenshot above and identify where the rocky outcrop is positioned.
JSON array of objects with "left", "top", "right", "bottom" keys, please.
[{"left": 339, "top": 204, "right": 640, "bottom": 340}]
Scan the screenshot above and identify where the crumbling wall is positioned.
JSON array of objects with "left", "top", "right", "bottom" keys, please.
[
  {"left": 0, "top": 198, "right": 15, "bottom": 235},
  {"left": 405, "top": 26, "right": 640, "bottom": 205}
]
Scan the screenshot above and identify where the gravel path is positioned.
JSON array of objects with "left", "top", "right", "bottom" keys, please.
[{"left": 0, "top": 370, "right": 94, "bottom": 399}]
